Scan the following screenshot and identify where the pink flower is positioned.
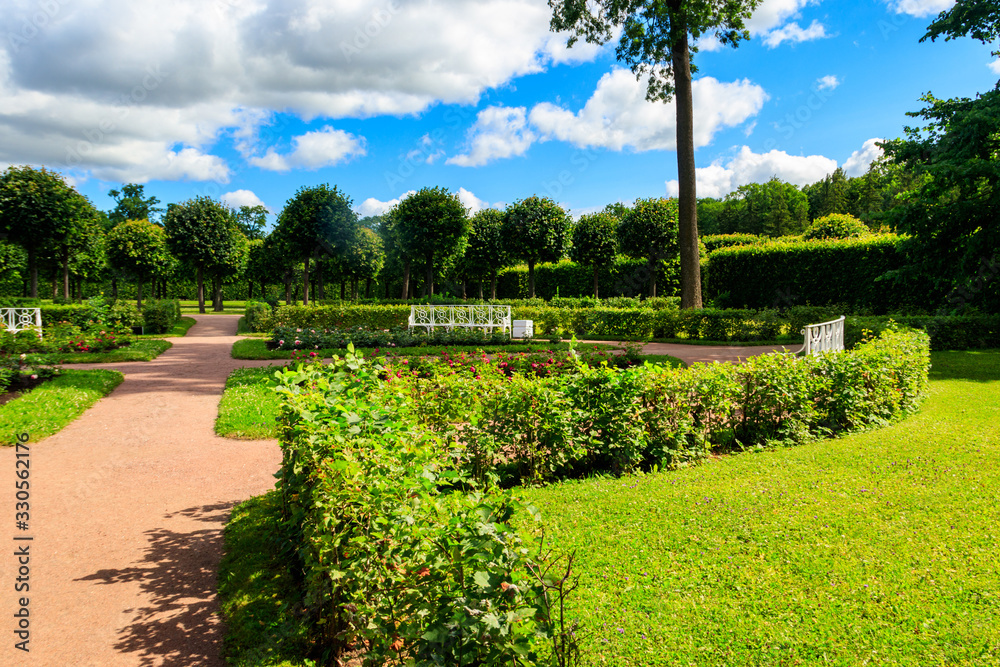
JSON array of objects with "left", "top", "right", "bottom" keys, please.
[{"left": 30, "top": 374, "right": 38, "bottom": 380}]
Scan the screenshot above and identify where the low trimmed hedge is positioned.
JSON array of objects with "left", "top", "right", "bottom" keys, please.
[
  {"left": 141, "top": 299, "right": 181, "bottom": 334},
  {"left": 701, "top": 233, "right": 770, "bottom": 253}
]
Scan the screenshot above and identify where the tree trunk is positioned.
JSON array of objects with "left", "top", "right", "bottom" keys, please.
[
  {"left": 366, "top": 277, "right": 372, "bottom": 299},
  {"left": 425, "top": 254, "right": 434, "bottom": 297},
  {"left": 401, "top": 258, "right": 411, "bottom": 300},
  {"left": 352, "top": 277, "right": 359, "bottom": 300},
  {"left": 284, "top": 272, "right": 292, "bottom": 305},
  {"left": 528, "top": 260, "right": 536, "bottom": 298},
  {"left": 248, "top": 280, "right": 253, "bottom": 301},
  {"left": 137, "top": 277, "right": 143, "bottom": 309},
  {"left": 302, "top": 260, "right": 310, "bottom": 306},
  {"left": 197, "top": 266, "right": 206, "bottom": 314},
  {"left": 461, "top": 279, "right": 467, "bottom": 299},
  {"left": 317, "top": 262, "right": 325, "bottom": 301},
  {"left": 672, "top": 33, "right": 703, "bottom": 309},
  {"left": 478, "top": 280, "right": 484, "bottom": 300},
  {"left": 214, "top": 277, "right": 224, "bottom": 311},
  {"left": 593, "top": 265, "right": 600, "bottom": 298},
  {"left": 490, "top": 271, "right": 497, "bottom": 300},
  {"left": 62, "top": 248, "right": 70, "bottom": 299}
]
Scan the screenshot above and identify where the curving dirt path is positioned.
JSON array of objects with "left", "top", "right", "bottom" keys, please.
[
  {"left": 0, "top": 318, "right": 788, "bottom": 666},
  {"left": 0, "top": 314, "right": 282, "bottom": 667}
]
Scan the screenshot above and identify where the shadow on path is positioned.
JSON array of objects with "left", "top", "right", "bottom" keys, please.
[{"left": 75, "top": 503, "right": 234, "bottom": 667}]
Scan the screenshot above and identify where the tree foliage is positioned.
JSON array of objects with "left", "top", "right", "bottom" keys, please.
[
  {"left": 718, "top": 178, "right": 809, "bottom": 237},
  {"left": 463, "top": 208, "right": 512, "bottom": 299},
  {"left": 502, "top": 195, "right": 571, "bottom": 298},
  {"left": 164, "top": 196, "right": 237, "bottom": 313},
  {"left": 803, "top": 213, "right": 871, "bottom": 240},
  {"left": 106, "top": 219, "right": 170, "bottom": 306},
  {"left": 108, "top": 183, "right": 162, "bottom": 226},
  {"left": 618, "top": 197, "right": 679, "bottom": 297},
  {"left": 394, "top": 187, "right": 468, "bottom": 297},
  {"left": 230, "top": 204, "right": 269, "bottom": 241},
  {"left": 570, "top": 212, "right": 619, "bottom": 297}
]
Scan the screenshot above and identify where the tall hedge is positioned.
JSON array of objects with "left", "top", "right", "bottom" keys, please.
[
  {"left": 705, "top": 234, "right": 939, "bottom": 312},
  {"left": 495, "top": 257, "right": 679, "bottom": 300}
]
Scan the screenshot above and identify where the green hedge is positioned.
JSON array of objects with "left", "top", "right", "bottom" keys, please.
[
  {"left": 701, "top": 233, "right": 770, "bottom": 253},
  {"left": 496, "top": 256, "right": 680, "bottom": 299},
  {"left": 141, "top": 299, "right": 181, "bottom": 334},
  {"left": 845, "top": 314, "right": 1000, "bottom": 351},
  {"left": 705, "top": 234, "right": 940, "bottom": 312}
]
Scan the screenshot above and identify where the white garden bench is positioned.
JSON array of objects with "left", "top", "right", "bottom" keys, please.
[
  {"left": 408, "top": 305, "right": 511, "bottom": 334},
  {"left": 799, "top": 315, "right": 845, "bottom": 355},
  {"left": 1, "top": 308, "right": 42, "bottom": 337}
]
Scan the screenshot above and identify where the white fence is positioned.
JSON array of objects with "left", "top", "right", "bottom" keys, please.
[
  {"left": 800, "top": 315, "right": 845, "bottom": 355},
  {"left": 408, "top": 305, "right": 511, "bottom": 334},
  {"left": 1, "top": 308, "right": 42, "bottom": 336}
]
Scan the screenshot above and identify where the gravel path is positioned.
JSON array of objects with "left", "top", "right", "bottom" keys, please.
[
  {"left": 0, "top": 318, "right": 789, "bottom": 666},
  {"left": 0, "top": 314, "right": 281, "bottom": 667}
]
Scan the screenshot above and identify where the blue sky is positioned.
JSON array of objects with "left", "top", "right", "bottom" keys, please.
[{"left": 1, "top": 0, "right": 996, "bottom": 226}]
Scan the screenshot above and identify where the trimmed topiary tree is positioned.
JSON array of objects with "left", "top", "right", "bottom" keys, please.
[
  {"left": 803, "top": 213, "right": 870, "bottom": 240},
  {"left": 570, "top": 212, "right": 619, "bottom": 298},
  {"left": 502, "top": 196, "right": 571, "bottom": 298}
]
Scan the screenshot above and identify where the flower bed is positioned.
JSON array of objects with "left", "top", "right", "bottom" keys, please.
[{"left": 267, "top": 325, "right": 518, "bottom": 351}]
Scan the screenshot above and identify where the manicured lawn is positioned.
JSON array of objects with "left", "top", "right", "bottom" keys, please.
[
  {"left": 26, "top": 339, "right": 172, "bottom": 364},
  {"left": 138, "top": 316, "right": 196, "bottom": 338},
  {"left": 0, "top": 369, "right": 124, "bottom": 444},
  {"left": 180, "top": 300, "right": 247, "bottom": 315},
  {"left": 516, "top": 350, "right": 1000, "bottom": 666},
  {"left": 220, "top": 493, "right": 311, "bottom": 667},
  {"left": 219, "top": 350, "right": 1000, "bottom": 665},
  {"left": 215, "top": 366, "right": 283, "bottom": 439}
]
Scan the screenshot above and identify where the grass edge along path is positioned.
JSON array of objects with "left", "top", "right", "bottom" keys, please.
[
  {"left": 218, "top": 350, "right": 1000, "bottom": 666},
  {"left": 27, "top": 339, "right": 172, "bottom": 364},
  {"left": 138, "top": 316, "right": 197, "bottom": 338},
  {"left": 0, "top": 369, "right": 124, "bottom": 444}
]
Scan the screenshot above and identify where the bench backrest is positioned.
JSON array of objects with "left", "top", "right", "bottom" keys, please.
[
  {"left": 1, "top": 308, "right": 42, "bottom": 336},
  {"left": 801, "top": 315, "right": 845, "bottom": 355},
  {"left": 409, "top": 305, "right": 511, "bottom": 331}
]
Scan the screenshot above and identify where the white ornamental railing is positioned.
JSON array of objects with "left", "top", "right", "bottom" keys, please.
[
  {"left": 1, "top": 308, "right": 42, "bottom": 336},
  {"left": 800, "top": 315, "right": 845, "bottom": 355},
  {"left": 408, "top": 305, "right": 511, "bottom": 334}
]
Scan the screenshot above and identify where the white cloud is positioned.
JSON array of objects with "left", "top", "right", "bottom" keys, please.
[
  {"left": 887, "top": 0, "right": 955, "bottom": 18},
  {"left": 447, "top": 106, "right": 536, "bottom": 167},
  {"left": 457, "top": 187, "right": 489, "bottom": 214},
  {"left": 762, "top": 20, "right": 828, "bottom": 48},
  {"left": 357, "top": 191, "right": 416, "bottom": 217},
  {"left": 816, "top": 75, "right": 840, "bottom": 91},
  {"left": 529, "top": 69, "right": 768, "bottom": 152},
  {"left": 843, "top": 137, "right": 884, "bottom": 177},
  {"left": 665, "top": 146, "right": 837, "bottom": 198},
  {"left": 221, "top": 189, "right": 271, "bottom": 211},
  {"left": 989, "top": 59, "right": 1000, "bottom": 74},
  {"left": 249, "top": 126, "right": 366, "bottom": 172},
  {"left": 0, "top": 0, "right": 606, "bottom": 182},
  {"left": 747, "top": 0, "right": 818, "bottom": 33}
]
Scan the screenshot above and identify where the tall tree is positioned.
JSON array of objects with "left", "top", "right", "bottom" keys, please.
[
  {"left": 206, "top": 225, "right": 250, "bottom": 311},
  {"left": 274, "top": 184, "right": 356, "bottom": 305},
  {"left": 106, "top": 219, "right": 170, "bottom": 308},
  {"left": 230, "top": 204, "right": 269, "bottom": 241},
  {"left": 464, "top": 209, "right": 512, "bottom": 299},
  {"left": 571, "top": 212, "right": 619, "bottom": 297},
  {"left": 108, "top": 184, "right": 162, "bottom": 226},
  {"left": 880, "top": 0, "right": 1000, "bottom": 310},
  {"left": 164, "top": 196, "right": 235, "bottom": 314},
  {"left": 394, "top": 187, "right": 469, "bottom": 297},
  {"left": 0, "top": 166, "right": 82, "bottom": 297},
  {"left": 618, "top": 197, "right": 679, "bottom": 298},
  {"left": 344, "top": 227, "right": 385, "bottom": 299},
  {"left": 502, "top": 196, "right": 571, "bottom": 298},
  {"left": 550, "top": 0, "right": 760, "bottom": 309}
]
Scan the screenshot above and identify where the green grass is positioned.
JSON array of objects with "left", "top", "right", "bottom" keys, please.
[
  {"left": 1, "top": 369, "right": 124, "bottom": 444},
  {"left": 26, "top": 339, "right": 172, "bottom": 364},
  {"left": 138, "top": 316, "right": 196, "bottom": 338},
  {"left": 219, "top": 351, "right": 1000, "bottom": 665},
  {"left": 179, "top": 300, "right": 246, "bottom": 315},
  {"left": 219, "top": 492, "right": 311, "bottom": 667},
  {"left": 514, "top": 350, "right": 1000, "bottom": 666},
  {"left": 215, "top": 366, "right": 283, "bottom": 439},
  {"left": 230, "top": 338, "right": 604, "bottom": 360}
]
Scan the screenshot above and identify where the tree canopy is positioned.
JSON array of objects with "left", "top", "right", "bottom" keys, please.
[
  {"left": 618, "top": 197, "right": 679, "bottom": 298},
  {"left": 164, "top": 196, "right": 237, "bottom": 313},
  {"left": 108, "top": 184, "right": 162, "bottom": 226},
  {"left": 571, "top": 212, "right": 619, "bottom": 297},
  {"left": 106, "top": 219, "right": 170, "bottom": 307},
  {"left": 463, "top": 208, "right": 511, "bottom": 299},
  {"left": 394, "top": 187, "right": 468, "bottom": 297},
  {"left": 502, "top": 195, "right": 571, "bottom": 298}
]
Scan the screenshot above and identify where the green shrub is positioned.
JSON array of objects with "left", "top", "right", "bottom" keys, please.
[
  {"left": 141, "top": 299, "right": 179, "bottom": 334},
  {"left": 496, "top": 256, "right": 680, "bottom": 299},
  {"left": 701, "top": 233, "right": 769, "bottom": 253},
  {"left": 803, "top": 213, "right": 870, "bottom": 240},
  {"left": 244, "top": 300, "right": 272, "bottom": 332},
  {"left": 107, "top": 300, "right": 142, "bottom": 328},
  {"left": 272, "top": 354, "right": 579, "bottom": 665},
  {"left": 705, "top": 234, "right": 939, "bottom": 312},
  {"left": 39, "top": 304, "right": 91, "bottom": 327}
]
